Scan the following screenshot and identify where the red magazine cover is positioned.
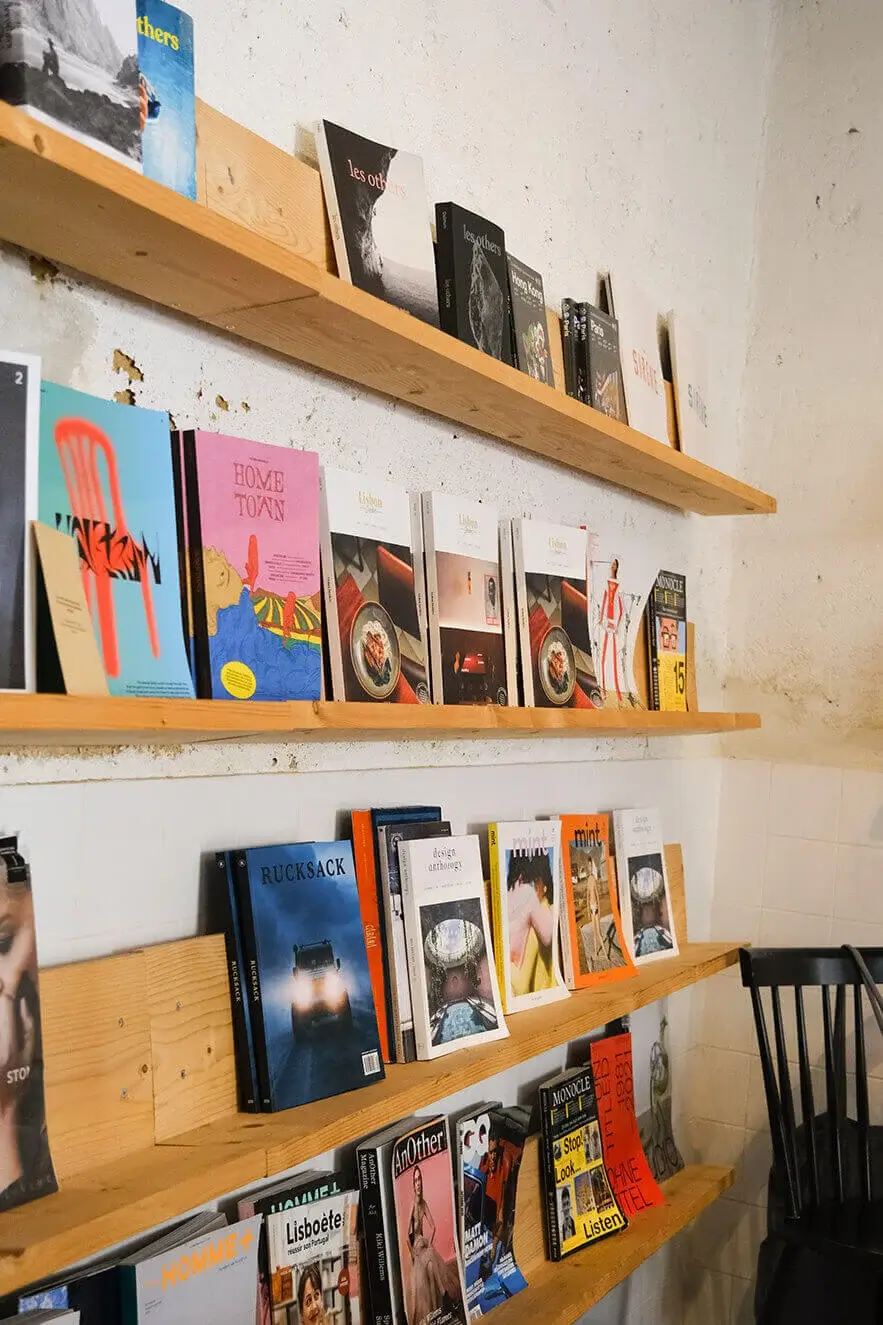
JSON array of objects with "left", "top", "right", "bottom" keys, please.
[{"left": 590, "top": 1031, "right": 664, "bottom": 1218}]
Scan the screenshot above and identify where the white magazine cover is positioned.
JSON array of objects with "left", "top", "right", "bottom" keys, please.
[
  {"left": 421, "top": 492, "right": 515, "bottom": 707},
  {"left": 320, "top": 467, "right": 430, "bottom": 704},
  {"left": 0, "top": 352, "right": 39, "bottom": 692},
  {"left": 587, "top": 525, "right": 660, "bottom": 710},
  {"left": 398, "top": 834, "right": 508, "bottom": 1059},
  {"left": 667, "top": 310, "right": 711, "bottom": 460},
  {"left": 266, "top": 1192, "right": 361, "bottom": 1325},
  {"left": 488, "top": 819, "right": 569, "bottom": 1014},
  {"left": 612, "top": 807, "right": 679, "bottom": 965},
  {"left": 131, "top": 1216, "right": 261, "bottom": 1324},
  {"left": 606, "top": 276, "right": 668, "bottom": 444},
  {"left": 511, "top": 517, "right": 599, "bottom": 709}
]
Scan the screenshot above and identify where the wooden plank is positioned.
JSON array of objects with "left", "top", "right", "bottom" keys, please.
[
  {"left": 686, "top": 621, "right": 699, "bottom": 712},
  {"left": 502, "top": 1157, "right": 734, "bottom": 1322},
  {"left": 546, "top": 308, "right": 565, "bottom": 394},
  {"left": 0, "top": 693, "right": 761, "bottom": 747},
  {"left": 0, "top": 103, "right": 775, "bottom": 517},
  {"left": 0, "top": 1143, "right": 265, "bottom": 1296},
  {"left": 144, "top": 936, "right": 238, "bottom": 1143},
  {"left": 664, "top": 844, "right": 687, "bottom": 946},
  {"left": 40, "top": 951, "right": 154, "bottom": 1180},
  {"left": 196, "top": 101, "right": 334, "bottom": 273},
  {"left": 163, "top": 941, "right": 741, "bottom": 1173}
]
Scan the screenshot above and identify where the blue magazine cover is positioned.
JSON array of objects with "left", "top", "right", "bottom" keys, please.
[
  {"left": 240, "top": 841, "right": 385, "bottom": 1112},
  {"left": 137, "top": 0, "right": 196, "bottom": 199},
  {"left": 460, "top": 1105, "right": 529, "bottom": 1313},
  {"left": 39, "top": 384, "right": 195, "bottom": 699}
]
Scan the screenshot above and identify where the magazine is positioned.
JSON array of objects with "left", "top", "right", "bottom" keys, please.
[
  {"left": 391, "top": 1115, "right": 467, "bottom": 1325},
  {"left": 558, "top": 814, "right": 634, "bottom": 989},
  {"left": 589, "top": 1031, "right": 664, "bottom": 1218},
  {"left": 266, "top": 1191, "right": 361, "bottom": 1325},
  {"left": 458, "top": 1105, "right": 530, "bottom": 1316},
  {"left": 612, "top": 808, "right": 679, "bottom": 965},
  {"left": 487, "top": 821, "right": 569, "bottom": 1014}
]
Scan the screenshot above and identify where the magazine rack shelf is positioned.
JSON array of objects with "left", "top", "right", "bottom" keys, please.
[
  {"left": 0, "top": 848, "right": 743, "bottom": 1296},
  {"left": 0, "top": 100, "right": 776, "bottom": 516},
  {"left": 0, "top": 693, "right": 759, "bottom": 747}
]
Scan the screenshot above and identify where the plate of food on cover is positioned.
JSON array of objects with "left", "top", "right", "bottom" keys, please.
[
  {"left": 350, "top": 601, "right": 401, "bottom": 699},
  {"left": 538, "top": 626, "right": 576, "bottom": 705}
]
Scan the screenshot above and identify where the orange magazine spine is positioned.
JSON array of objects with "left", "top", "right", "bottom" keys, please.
[
  {"left": 352, "top": 810, "right": 392, "bottom": 1063},
  {"left": 560, "top": 814, "right": 636, "bottom": 989}
]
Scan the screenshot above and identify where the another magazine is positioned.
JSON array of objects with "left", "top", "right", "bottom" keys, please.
[
  {"left": 265, "top": 1189, "right": 361, "bottom": 1325},
  {"left": 177, "top": 429, "right": 322, "bottom": 701},
  {"left": 458, "top": 1104, "right": 530, "bottom": 1316},
  {"left": 558, "top": 814, "right": 633, "bottom": 989},
  {"left": 487, "top": 820, "right": 569, "bottom": 1014},
  {"left": 0, "top": 351, "right": 38, "bottom": 692},
  {"left": 612, "top": 808, "right": 678, "bottom": 964},
  {"left": 320, "top": 467, "right": 430, "bottom": 703},
  {"left": 538, "top": 1064, "right": 626, "bottom": 1261},
  {"left": 0, "top": 0, "right": 141, "bottom": 168},
  {"left": 118, "top": 1213, "right": 260, "bottom": 1324},
  {"left": 136, "top": 0, "right": 196, "bottom": 199},
  {"left": 589, "top": 1031, "right": 664, "bottom": 1218},
  {"left": 422, "top": 491, "right": 516, "bottom": 707},
  {"left": 39, "top": 385, "right": 194, "bottom": 698},
  {"left": 646, "top": 570, "right": 687, "bottom": 712},
  {"left": 587, "top": 533, "right": 656, "bottom": 710},
  {"left": 506, "top": 256, "right": 553, "bottom": 386},
  {"left": 586, "top": 307, "right": 625, "bottom": 421},
  {"left": 229, "top": 840, "right": 384, "bottom": 1111},
  {"left": 604, "top": 276, "right": 668, "bottom": 443},
  {"left": 435, "top": 204, "right": 512, "bottom": 364},
  {"left": 667, "top": 310, "right": 710, "bottom": 457},
  {"left": 316, "top": 121, "right": 438, "bottom": 327},
  {"left": 357, "top": 1115, "right": 421, "bottom": 1325},
  {"left": 351, "top": 810, "right": 392, "bottom": 1064},
  {"left": 398, "top": 834, "right": 507, "bottom": 1060},
  {"left": 511, "top": 517, "right": 600, "bottom": 709},
  {"left": 392, "top": 1115, "right": 468, "bottom": 1325}
]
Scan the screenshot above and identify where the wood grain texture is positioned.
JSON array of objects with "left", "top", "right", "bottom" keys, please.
[
  {"left": 502, "top": 1154, "right": 735, "bottom": 1322},
  {"left": 0, "top": 101, "right": 775, "bottom": 516},
  {"left": 145, "top": 935, "right": 238, "bottom": 1142},
  {"left": 546, "top": 308, "right": 565, "bottom": 393},
  {"left": 164, "top": 939, "right": 740, "bottom": 1173},
  {"left": 0, "top": 692, "right": 761, "bottom": 747},
  {"left": 40, "top": 950, "right": 154, "bottom": 1179},
  {"left": 196, "top": 101, "right": 334, "bottom": 273},
  {"left": 686, "top": 621, "right": 699, "bottom": 712}
]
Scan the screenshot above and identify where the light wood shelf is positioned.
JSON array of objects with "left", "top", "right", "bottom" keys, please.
[
  {"left": 0, "top": 693, "right": 759, "bottom": 747},
  {"left": 0, "top": 101, "right": 775, "bottom": 516}
]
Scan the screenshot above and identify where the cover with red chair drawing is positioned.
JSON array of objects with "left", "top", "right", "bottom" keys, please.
[
  {"left": 38, "top": 383, "right": 194, "bottom": 698},
  {"left": 177, "top": 429, "right": 322, "bottom": 701},
  {"left": 320, "top": 466, "right": 430, "bottom": 703}
]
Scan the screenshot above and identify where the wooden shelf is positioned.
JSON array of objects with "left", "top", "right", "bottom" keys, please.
[
  {"left": 0, "top": 693, "right": 759, "bottom": 747},
  {"left": 0, "top": 101, "right": 776, "bottom": 516},
  {"left": 506, "top": 1151, "right": 735, "bottom": 1325}
]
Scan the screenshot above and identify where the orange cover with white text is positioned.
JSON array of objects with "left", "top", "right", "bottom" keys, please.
[
  {"left": 352, "top": 810, "right": 391, "bottom": 1063},
  {"left": 559, "top": 814, "right": 635, "bottom": 989}
]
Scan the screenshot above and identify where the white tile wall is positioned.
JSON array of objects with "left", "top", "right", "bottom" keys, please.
[{"left": 691, "top": 758, "right": 883, "bottom": 1316}]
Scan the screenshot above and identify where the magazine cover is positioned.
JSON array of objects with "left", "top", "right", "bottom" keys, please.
[
  {"left": 422, "top": 492, "right": 515, "bottom": 707},
  {"left": 605, "top": 276, "right": 668, "bottom": 444},
  {"left": 511, "top": 517, "right": 600, "bottom": 709},
  {"left": 320, "top": 468, "right": 430, "bottom": 704},
  {"left": 459, "top": 1106, "right": 530, "bottom": 1316},
  {"left": 0, "top": 837, "right": 57, "bottom": 1214},
  {"left": 612, "top": 808, "right": 679, "bottom": 964},
  {"left": 589, "top": 1032, "right": 664, "bottom": 1218},
  {"left": 667, "top": 310, "right": 710, "bottom": 458},
  {"left": 235, "top": 840, "right": 384, "bottom": 1112},
  {"left": 506, "top": 256, "right": 553, "bottom": 385},
  {"left": 647, "top": 570, "right": 687, "bottom": 712},
  {"left": 487, "top": 821, "right": 569, "bottom": 1015},
  {"left": 351, "top": 810, "right": 392, "bottom": 1064},
  {"left": 179, "top": 429, "right": 321, "bottom": 701},
  {"left": 39, "top": 385, "right": 194, "bottom": 699},
  {"left": 0, "top": 352, "right": 39, "bottom": 692},
  {"left": 124, "top": 1215, "right": 261, "bottom": 1324},
  {"left": 435, "top": 204, "right": 511, "bottom": 365},
  {"left": 377, "top": 819, "right": 451, "bottom": 1064},
  {"left": 266, "top": 1191, "right": 361, "bottom": 1325},
  {"left": 392, "top": 1116, "right": 468, "bottom": 1325},
  {"left": 239, "top": 1170, "right": 342, "bottom": 1325},
  {"left": 136, "top": 0, "right": 196, "bottom": 199},
  {"left": 0, "top": 0, "right": 141, "bottom": 168},
  {"left": 558, "top": 814, "right": 634, "bottom": 989},
  {"left": 316, "top": 121, "right": 438, "bottom": 328},
  {"left": 586, "top": 307, "right": 625, "bottom": 422},
  {"left": 587, "top": 530, "right": 658, "bottom": 710},
  {"left": 538, "top": 1065, "right": 626, "bottom": 1261},
  {"left": 398, "top": 835, "right": 507, "bottom": 1060},
  {"left": 358, "top": 1116, "right": 421, "bottom": 1325}
]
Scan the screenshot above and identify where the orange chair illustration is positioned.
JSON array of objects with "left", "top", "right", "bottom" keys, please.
[{"left": 54, "top": 417, "right": 159, "bottom": 678}]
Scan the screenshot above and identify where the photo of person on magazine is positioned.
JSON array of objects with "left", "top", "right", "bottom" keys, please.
[
  {"left": 295, "top": 1262, "right": 327, "bottom": 1325},
  {"left": 506, "top": 849, "right": 556, "bottom": 996},
  {"left": 405, "top": 1164, "right": 463, "bottom": 1325}
]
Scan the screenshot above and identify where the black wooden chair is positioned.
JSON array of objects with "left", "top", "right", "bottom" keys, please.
[{"left": 740, "top": 946, "right": 883, "bottom": 1324}]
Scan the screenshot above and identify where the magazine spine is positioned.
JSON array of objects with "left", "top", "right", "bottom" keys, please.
[
  {"left": 575, "top": 302, "right": 590, "bottom": 404},
  {"left": 487, "top": 823, "right": 508, "bottom": 1012},
  {"left": 376, "top": 826, "right": 408, "bottom": 1064},
  {"left": 314, "top": 121, "right": 353, "bottom": 285},
  {"left": 352, "top": 812, "right": 392, "bottom": 1063},
  {"left": 230, "top": 851, "right": 273, "bottom": 1110},
  {"left": 180, "top": 429, "right": 213, "bottom": 699},
  {"left": 646, "top": 594, "right": 662, "bottom": 711},
  {"left": 434, "top": 202, "right": 457, "bottom": 338},
  {"left": 556, "top": 821, "right": 577, "bottom": 989},
  {"left": 409, "top": 492, "right": 431, "bottom": 700},
  {"left": 499, "top": 519, "right": 519, "bottom": 707},
  {"left": 509, "top": 518, "right": 534, "bottom": 707},
  {"left": 357, "top": 1146, "right": 395, "bottom": 1325},
  {"left": 318, "top": 468, "right": 347, "bottom": 701},
  {"left": 538, "top": 1091, "right": 562, "bottom": 1261},
  {"left": 216, "top": 852, "right": 259, "bottom": 1112},
  {"left": 169, "top": 430, "right": 196, "bottom": 683},
  {"left": 397, "top": 843, "right": 431, "bottom": 1060},
  {"left": 420, "top": 493, "right": 444, "bottom": 705},
  {"left": 561, "top": 299, "right": 577, "bottom": 400}
]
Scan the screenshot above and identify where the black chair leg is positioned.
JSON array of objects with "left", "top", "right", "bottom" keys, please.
[{"left": 757, "top": 1241, "right": 792, "bottom": 1325}]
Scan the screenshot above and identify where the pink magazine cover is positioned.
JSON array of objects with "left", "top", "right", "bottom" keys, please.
[
  {"left": 180, "top": 430, "right": 322, "bottom": 700},
  {"left": 392, "top": 1115, "right": 467, "bottom": 1325}
]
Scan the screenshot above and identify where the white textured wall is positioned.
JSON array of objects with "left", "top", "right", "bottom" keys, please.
[{"left": 0, "top": 0, "right": 775, "bottom": 1319}]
